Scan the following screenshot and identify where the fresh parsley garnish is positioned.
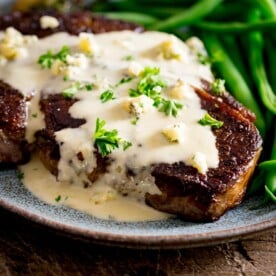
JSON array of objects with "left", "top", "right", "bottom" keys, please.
[
  {"left": 197, "top": 52, "right": 212, "bottom": 65},
  {"left": 38, "top": 46, "right": 70, "bottom": 69},
  {"left": 122, "top": 55, "right": 134, "bottom": 61},
  {"left": 159, "top": 100, "right": 183, "bottom": 117},
  {"left": 55, "top": 195, "right": 61, "bottom": 202},
  {"left": 211, "top": 79, "right": 226, "bottom": 95},
  {"left": 62, "top": 81, "right": 94, "bottom": 98},
  {"left": 129, "top": 67, "right": 182, "bottom": 117},
  {"left": 93, "top": 118, "right": 132, "bottom": 157},
  {"left": 116, "top": 76, "right": 134, "bottom": 87},
  {"left": 198, "top": 113, "right": 224, "bottom": 128},
  {"left": 17, "top": 172, "right": 24, "bottom": 180},
  {"left": 100, "top": 90, "right": 116, "bottom": 103}
]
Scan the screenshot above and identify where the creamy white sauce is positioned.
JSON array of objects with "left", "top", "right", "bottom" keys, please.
[
  {"left": 20, "top": 154, "right": 171, "bottom": 221},
  {"left": 0, "top": 29, "right": 219, "bottom": 221}
]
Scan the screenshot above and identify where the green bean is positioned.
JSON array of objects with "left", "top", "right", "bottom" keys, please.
[
  {"left": 259, "top": 160, "right": 276, "bottom": 170},
  {"left": 221, "top": 35, "right": 252, "bottom": 89},
  {"left": 194, "top": 19, "right": 276, "bottom": 33},
  {"left": 200, "top": 33, "right": 266, "bottom": 136},
  {"left": 253, "top": 0, "right": 276, "bottom": 18},
  {"left": 149, "top": 0, "right": 223, "bottom": 31},
  {"left": 94, "top": 12, "right": 158, "bottom": 26},
  {"left": 265, "top": 39, "right": 276, "bottom": 92},
  {"left": 247, "top": 10, "right": 276, "bottom": 114}
]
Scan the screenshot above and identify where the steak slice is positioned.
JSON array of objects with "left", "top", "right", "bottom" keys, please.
[
  {"left": 0, "top": 10, "right": 142, "bottom": 163},
  {"left": 147, "top": 87, "right": 262, "bottom": 221}
]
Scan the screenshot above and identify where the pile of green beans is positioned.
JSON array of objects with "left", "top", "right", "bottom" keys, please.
[{"left": 91, "top": 0, "right": 276, "bottom": 204}]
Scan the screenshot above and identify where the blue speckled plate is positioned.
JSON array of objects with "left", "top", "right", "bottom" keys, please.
[{"left": 0, "top": 166, "right": 275, "bottom": 248}]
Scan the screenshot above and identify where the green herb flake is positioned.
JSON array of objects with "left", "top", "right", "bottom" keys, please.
[
  {"left": 62, "top": 81, "right": 94, "bottom": 99},
  {"left": 159, "top": 100, "right": 183, "bottom": 117},
  {"left": 17, "top": 172, "right": 24, "bottom": 180},
  {"left": 93, "top": 118, "right": 132, "bottom": 157},
  {"left": 55, "top": 195, "right": 61, "bottom": 202},
  {"left": 197, "top": 52, "right": 212, "bottom": 65},
  {"left": 211, "top": 79, "right": 226, "bottom": 95},
  {"left": 129, "top": 66, "right": 167, "bottom": 108},
  {"left": 100, "top": 90, "right": 116, "bottom": 103},
  {"left": 122, "top": 55, "right": 134, "bottom": 61},
  {"left": 31, "top": 113, "right": 38, "bottom": 118},
  {"left": 116, "top": 76, "right": 134, "bottom": 87},
  {"left": 198, "top": 113, "right": 224, "bottom": 128},
  {"left": 122, "top": 141, "right": 132, "bottom": 151},
  {"left": 38, "top": 45, "right": 70, "bottom": 69}
]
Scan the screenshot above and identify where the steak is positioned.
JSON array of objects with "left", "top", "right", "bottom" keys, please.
[{"left": 0, "top": 11, "right": 262, "bottom": 221}]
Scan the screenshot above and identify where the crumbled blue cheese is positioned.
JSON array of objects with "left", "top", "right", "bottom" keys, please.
[
  {"left": 123, "top": 95, "right": 154, "bottom": 117},
  {"left": 91, "top": 189, "right": 117, "bottom": 205},
  {"left": 169, "top": 80, "right": 196, "bottom": 100},
  {"left": 79, "top": 33, "right": 99, "bottom": 55},
  {"left": 186, "top": 37, "right": 206, "bottom": 54},
  {"left": 0, "top": 27, "right": 37, "bottom": 61},
  {"left": 51, "top": 53, "right": 88, "bottom": 79},
  {"left": 190, "top": 152, "right": 208, "bottom": 174},
  {"left": 40, "top": 16, "right": 60, "bottom": 29},
  {"left": 127, "top": 61, "right": 143, "bottom": 77},
  {"left": 162, "top": 123, "right": 186, "bottom": 143},
  {"left": 157, "top": 36, "right": 184, "bottom": 60}
]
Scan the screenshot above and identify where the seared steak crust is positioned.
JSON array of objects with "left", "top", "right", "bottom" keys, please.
[
  {"left": 0, "top": 81, "right": 29, "bottom": 163},
  {"left": 0, "top": 11, "right": 142, "bottom": 163},
  {"left": 0, "top": 10, "right": 143, "bottom": 38}
]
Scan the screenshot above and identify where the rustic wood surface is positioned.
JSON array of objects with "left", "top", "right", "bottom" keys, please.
[{"left": 0, "top": 208, "right": 275, "bottom": 276}]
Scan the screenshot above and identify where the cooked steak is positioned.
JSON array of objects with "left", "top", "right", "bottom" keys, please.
[
  {"left": 0, "top": 10, "right": 142, "bottom": 163},
  {"left": 0, "top": 11, "right": 262, "bottom": 221}
]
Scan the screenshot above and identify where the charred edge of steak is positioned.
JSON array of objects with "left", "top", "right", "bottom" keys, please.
[
  {"left": 0, "top": 80, "right": 30, "bottom": 163},
  {"left": 200, "top": 79, "right": 256, "bottom": 123},
  {"left": 146, "top": 87, "right": 262, "bottom": 221},
  {"left": 37, "top": 94, "right": 110, "bottom": 182},
  {"left": 0, "top": 10, "right": 143, "bottom": 37}
]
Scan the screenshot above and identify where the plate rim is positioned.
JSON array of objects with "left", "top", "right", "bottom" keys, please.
[{"left": 1, "top": 196, "right": 275, "bottom": 249}]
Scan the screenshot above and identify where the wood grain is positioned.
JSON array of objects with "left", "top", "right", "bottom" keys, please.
[{"left": 0, "top": 208, "right": 275, "bottom": 276}]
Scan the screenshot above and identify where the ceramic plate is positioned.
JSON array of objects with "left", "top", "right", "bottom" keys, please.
[
  {"left": 0, "top": 1, "right": 275, "bottom": 249},
  {"left": 0, "top": 166, "right": 275, "bottom": 248}
]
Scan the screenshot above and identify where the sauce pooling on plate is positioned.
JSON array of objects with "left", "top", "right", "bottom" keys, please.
[{"left": 1, "top": 26, "right": 219, "bottom": 221}]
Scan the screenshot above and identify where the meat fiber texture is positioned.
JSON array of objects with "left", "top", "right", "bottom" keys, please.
[{"left": 0, "top": 11, "right": 262, "bottom": 221}]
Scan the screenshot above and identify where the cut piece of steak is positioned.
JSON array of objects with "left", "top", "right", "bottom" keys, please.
[{"left": 0, "top": 10, "right": 142, "bottom": 163}]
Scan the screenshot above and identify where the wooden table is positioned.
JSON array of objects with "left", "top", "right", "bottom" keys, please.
[{"left": 0, "top": 208, "right": 275, "bottom": 275}]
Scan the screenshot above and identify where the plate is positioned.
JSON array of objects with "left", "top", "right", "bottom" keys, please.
[
  {"left": 0, "top": 166, "right": 275, "bottom": 248},
  {"left": 0, "top": 1, "right": 275, "bottom": 249}
]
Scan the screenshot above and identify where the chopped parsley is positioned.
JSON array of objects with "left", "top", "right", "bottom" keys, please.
[
  {"left": 116, "top": 76, "right": 134, "bottom": 87},
  {"left": 100, "top": 90, "right": 116, "bottom": 103},
  {"left": 62, "top": 81, "right": 94, "bottom": 98},
  {"left": 55, "top": 195, "right": 61, "bottom": 202},
  {"left": 38, "top": 46, "right": 70, "bottom": 69},
  {"left": 122, "top": 55, "right": 134, "bottom": 61},
  {"left": 159, "top": 100, "right": 183, "bottom": 117},
  {"left": 198, "top": 113, "right": 224, "bottom": 128},
  {"left": 197, "top": 52, "right": 211, "bottom": 65},
  {"left": 211, "top": 79, "right": 226, "bottom": 95},
  {"left": 93, "top": 118, "right": 132, "bottom": 157},
  {"left": 17, "top": 172, "right": 24, "bottom": 180},
  {"left": 129, "top": 67, "right": 183, "bottom": 117},
  {"left": 31, "top": 113, "right": 38, "bottom": 118}
]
